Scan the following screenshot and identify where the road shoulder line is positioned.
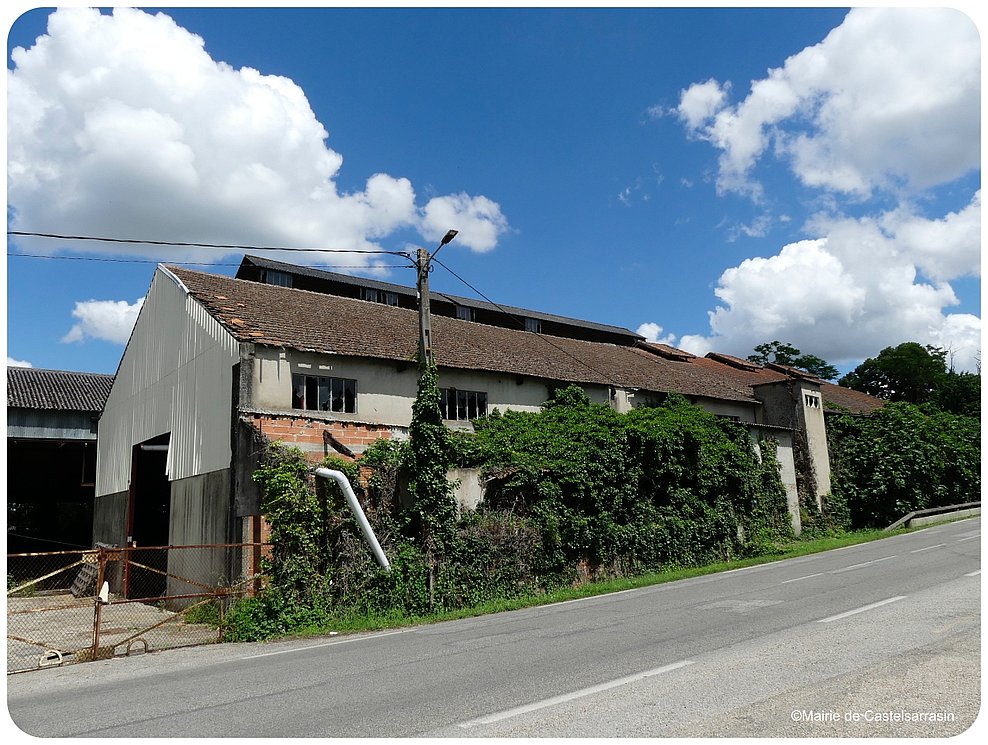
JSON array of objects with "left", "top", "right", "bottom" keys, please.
[
  {"left": 457, "top": 660, "right": 695, "bottom": 728},
  {"left": 817, "top": 596, "right": 907, "bottom": 624}
]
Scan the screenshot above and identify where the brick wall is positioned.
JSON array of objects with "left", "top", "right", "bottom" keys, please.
[{"left": 249, "top": 413, "right": 397, "bottom": 462}]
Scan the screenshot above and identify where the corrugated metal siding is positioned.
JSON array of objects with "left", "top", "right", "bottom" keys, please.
[
  {"left": 96, "top": 269, "right": 240, "bottom": 497},
  {"left": 7, "top": 409, "right": 97, "bottom": 441}
]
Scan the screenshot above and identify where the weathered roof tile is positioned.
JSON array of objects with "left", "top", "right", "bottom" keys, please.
[
  {"left": 7, "top": 367, "right": 114, "bottom": 411},
  {"left": 169, "top": 266, "right": 883, "bottom": 414}
]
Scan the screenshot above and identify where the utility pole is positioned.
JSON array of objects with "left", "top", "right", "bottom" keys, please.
[{"left": 416, "top": 229, "right": 458, "bottom": 368}]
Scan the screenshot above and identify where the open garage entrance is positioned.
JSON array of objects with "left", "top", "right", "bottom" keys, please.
[{"left": 127, "top": 433, "right": 171, "bottom": 598}]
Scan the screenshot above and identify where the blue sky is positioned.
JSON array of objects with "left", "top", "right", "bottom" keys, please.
[{"left": 4, "top": 4, "right": 982, "bottom": 376}]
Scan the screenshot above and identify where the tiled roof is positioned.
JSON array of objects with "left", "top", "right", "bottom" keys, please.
[
  {"left": 238, "top": 255, "right": 642, "bottom": 340},
  {"left": 638, "top": 342, "right": 696, "bottom": 361},
  {"left": 7, "top": 367, "right": 114, "bottom": 412},
  {"left": 170, "top": 268, "right": 762, "bottom": 403},
  {"left": 691, "top": 355, "right": 883, "bottom": 415},
  {"left": 820, "top": 382, "right": 886, "bottom": 414},
  {"left": 167, "top": 267, "right": 884, "bottom": 413}
]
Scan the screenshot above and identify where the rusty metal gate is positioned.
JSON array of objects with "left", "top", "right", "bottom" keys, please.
[{"left": 6, "top": 543, "right": 268, "bottom": 674}]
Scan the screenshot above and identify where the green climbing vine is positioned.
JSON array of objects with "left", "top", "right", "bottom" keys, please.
[{"left": 228, "top": 385, "right": 798, "bottom": 640}]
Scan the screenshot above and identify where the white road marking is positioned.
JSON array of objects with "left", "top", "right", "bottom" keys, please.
[
  {"left": 457, "top": 660, "right": 695, "bottom": 728},
  {"left": 241, "top": 628, "right": 411, "bottom": 659},
  {"left": 910, "top": 544, "right": 947, "bottom": 553},
  {"left": 965, "top": 570, "right": 980, "bottom": 577},
  {"left": 818, "top": 596, "right": 907, "bottom": 624},
  {"left": 956, "top": 535, "right": 980, "bottom": 543},
  {"left": 831, "top": 555, "right": 896, "bottom": 574},
  {"left": 780, "top": 572, "right": 825, "bottom": 584}
]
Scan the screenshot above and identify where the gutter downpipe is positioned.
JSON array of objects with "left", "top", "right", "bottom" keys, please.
[{"left": 313, "top": 467, "right": 391, "bottom": 572}]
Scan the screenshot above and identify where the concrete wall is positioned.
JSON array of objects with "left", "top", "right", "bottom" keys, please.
[
  {"left": 750, "top": 428, "right": 800, "bottom": 535},
  {"left": 450, "top": 467, "right": 484, "bottom": 512},
  {"left": 752, "top": 379, "right": 831, "bottom": 508},
  {"left": 694, "top": 396, "right": 759, "bottom": 423},
  {"left": 93, "top": 490, "right": 129, "bottom": 548},
  {"left": 167, "top": 469, "right": 235, "bottom": 597},
  {"left": 625, "top": 392, "right": 757, "bottom": 424},
  {"left": 797, "top": 384, "right": 831, "bottom": 497},
  {"left": 247, "top": 345, "right": 611, "bottom": 428}
]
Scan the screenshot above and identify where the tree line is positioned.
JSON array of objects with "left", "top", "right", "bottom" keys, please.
[{"left": 748, "top": 339, "right": 980, "bottom": 417}]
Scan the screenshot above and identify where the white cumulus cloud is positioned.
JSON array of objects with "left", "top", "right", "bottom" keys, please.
[
  {"left": 676, "top": 8, "right": 980, "bottom": 198},
  {"left": 677, "top": 193, "right": 982, "bottom": 371},
  {"left": 62, "top": 298, "right": 145, "bottom": 345},
  {"left": 421, "top": 194, "right": 510, "bottom": 253},
  {"left": 7, "top": 7, "right": 508, "bottom": 265},
  {"left": 636, "top": 323, "right": 677, "bottom": 345},
  {"left": 6, "top": 357, "right": 34, "bottom": 368}
]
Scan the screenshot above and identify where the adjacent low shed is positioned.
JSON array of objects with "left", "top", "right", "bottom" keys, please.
[{"left": 6, "top": 366, "right": 114, "bottom": 552}]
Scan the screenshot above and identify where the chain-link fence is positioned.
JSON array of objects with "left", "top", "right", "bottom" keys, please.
[{"left": 6, "top": 543, "right": 268, "bottom": 674}]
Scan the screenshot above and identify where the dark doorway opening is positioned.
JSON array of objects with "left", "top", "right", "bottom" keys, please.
[
  {"left": 127, "top": 433, "right": 171, "bottom": 599},
  {"left": 6, "top": 439, "right": 96, "bottom": 553}
]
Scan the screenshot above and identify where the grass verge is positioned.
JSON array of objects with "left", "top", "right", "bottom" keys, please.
[{"left": 247, "top": 517, "right": 975, "bottom": 641}]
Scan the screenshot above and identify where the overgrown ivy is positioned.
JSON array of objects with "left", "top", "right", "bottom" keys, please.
[
  {"left": 227, "top": 386, "right": 834, "bottom": 640},
  {"left": 406, "top": 362, "right": 457, "bottom": 557},
  {"left": 465, "top": 389, "right": 793, "bottom": 578},
  {"left": 827, "top": 402, "right": 980, "bottom": 529}
]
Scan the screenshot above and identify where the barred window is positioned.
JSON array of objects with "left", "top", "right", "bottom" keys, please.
[
  {"left": 362, "top": 287, "right": 398, "bottom": 306},
  {"left": 440, "top": 388, "right": 487, "bottom": 421},
  {"left": 292, "top": 374, "right": 356, "bottom": 413},
  {"left": 263, "top": 269, "right": 293, "bottom": 287}
]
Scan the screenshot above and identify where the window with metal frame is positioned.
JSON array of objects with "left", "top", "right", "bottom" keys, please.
[
  {"left": 361, "top": 287, "right": 398, "bottom": 306},
  {"left": 439, "top": 388, "right": 487, "bottom": 421},
  {"left": 291, "top": 374, "right": 357, "bottom": 413}
]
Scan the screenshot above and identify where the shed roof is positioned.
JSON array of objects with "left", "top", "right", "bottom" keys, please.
[
  {"left": 167, "top": 266, "right": 883, "bottom": 414},
  {"left": 170, "top": 267, "right": 761, "bottom": 403},
  {"left": 6, "top": 367, "right": 114, "bottom": 412},
  {"left": 819, "top": 382, "right": 887, "bottom": 414},
  {"left": 237, "top": 255, "right": 643, "bottom": 341}
]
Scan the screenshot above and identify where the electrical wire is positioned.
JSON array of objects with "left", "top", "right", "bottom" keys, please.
[
  {"left": 6, "top": 252, "right": 409, "bottom": 269},
  {"left": 9, "top": 229, "right": 616, "bottom": 380},
  {"left": 7, "top": 230, "right": 410, "bottom": 256}
]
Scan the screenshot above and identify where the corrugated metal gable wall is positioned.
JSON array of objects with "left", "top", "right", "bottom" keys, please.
[{"left": 96, "top": 269, "right": 240, "bottom": 496}]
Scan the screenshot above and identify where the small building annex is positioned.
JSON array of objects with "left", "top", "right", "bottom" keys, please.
[
  {"left": 94, "top": 260, "right": 883, "bottom": 575},
  {"left": 7, "top": 366, "right": 114, "bottom": 552}
]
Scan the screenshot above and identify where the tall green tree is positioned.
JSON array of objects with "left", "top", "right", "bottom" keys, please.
[
  {"left": 747, "top": 341, "right": 839, "bottom": 380},
  {"left": 839, "top": 342, "right": 946, "bottom": 404},
  {"left": 932, "top": 370, "right": 981, "bottom": 417}
]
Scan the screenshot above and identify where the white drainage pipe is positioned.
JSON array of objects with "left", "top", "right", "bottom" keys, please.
[{"left": 313, "top": 468, "right": 391, "bottom": 572}]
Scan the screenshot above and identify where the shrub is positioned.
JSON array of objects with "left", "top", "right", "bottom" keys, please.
[{"left": 828, "top": 402, "right": 980, "bottom": 529}]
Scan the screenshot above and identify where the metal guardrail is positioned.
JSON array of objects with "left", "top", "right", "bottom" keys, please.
[{"left": 884, "top": 501, "right": 981, "bottom": 532}]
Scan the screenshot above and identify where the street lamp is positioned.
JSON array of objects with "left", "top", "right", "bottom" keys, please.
[{"left": 416, "top": 229, "right": 458, "bottom": 367}]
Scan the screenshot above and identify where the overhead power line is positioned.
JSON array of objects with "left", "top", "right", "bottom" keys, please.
[
  {"left": 9, "top": 229, "right": 615, "bottom": 382},
  {"left": 7, "top": 230, "right": 409, "bottom": 256},
  {"left": 6, "top": 253, "right": 409, "bottom": 270}
]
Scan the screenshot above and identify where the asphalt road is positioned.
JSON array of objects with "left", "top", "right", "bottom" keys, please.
[{"left": 6, "top": 517, "right": 980, "bottom": 738}]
